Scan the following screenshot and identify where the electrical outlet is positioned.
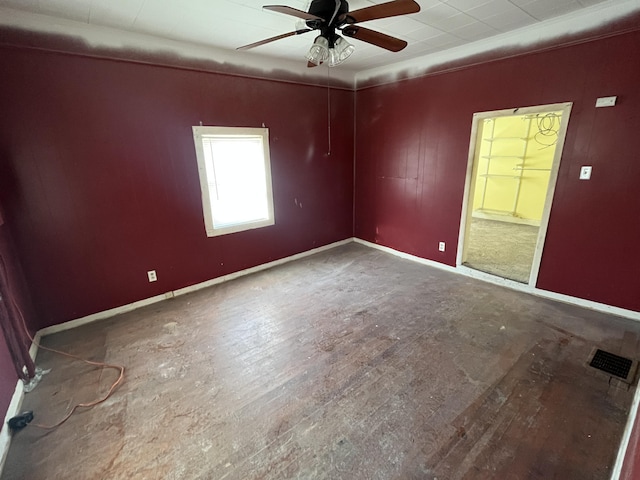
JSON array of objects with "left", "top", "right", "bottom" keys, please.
[
  {"left": 438, "top": 242, "right": 446, "bottom": 252},
  {"left": 147, "top": 270, "right": 157, "bottom": 282},
  {"left": 580, "top": 166, "right": 592, "bottom": 180}
]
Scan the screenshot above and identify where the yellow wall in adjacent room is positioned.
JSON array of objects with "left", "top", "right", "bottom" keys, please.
[{"left": 472, "top": 112, "right": 561, "bottom": 224}]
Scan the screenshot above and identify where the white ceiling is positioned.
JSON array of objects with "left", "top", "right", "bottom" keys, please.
[{"left": 0, "top": 0, "right": 626, "bottom": 72}]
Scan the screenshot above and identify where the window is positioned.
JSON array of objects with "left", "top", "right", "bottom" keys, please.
[{"left": 192, "top": 126, "right": 275, "bottom": 237}]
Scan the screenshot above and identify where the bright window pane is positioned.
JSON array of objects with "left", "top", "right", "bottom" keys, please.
[
  {"left": 193, "top": 126, "right": 274, "bottom": 237},
  {"left": 202, "top": 136, "right": 269, "bottom": 228}
]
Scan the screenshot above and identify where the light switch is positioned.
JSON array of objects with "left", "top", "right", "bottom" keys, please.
[
  {"left": 595, "top": 96, "right": 617, "bottom": 108},
  {"left": 580, "top": 166, "right": 592, "bottom": 180}
]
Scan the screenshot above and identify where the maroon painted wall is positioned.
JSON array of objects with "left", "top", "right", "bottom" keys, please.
[
  {"left": 354, "top": 29, "right": 640, "bottom": 312},
  {"left": 0, "top": 47, "right": 354, "bottom": 330}
]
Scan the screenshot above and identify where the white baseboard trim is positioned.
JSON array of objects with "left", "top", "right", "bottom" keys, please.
[
  {"left": 354, "top": 238, "right": 458, "bottom": 274},
  {"left": 0, "top": 380, "right": 25, "bottom": 476},
  {"left": 0, "top": 327, "right": 43, "bottom": 476},
  {"left": 38, "top": 294, "right": 168, "bottom": 338},
  {"left": 171, "top": 238, "right": 353, "bottom": 297},
  {"left": 38, "top": 238, "right": 354, "bottom": 338},
  {"left": 457, "top": 265, "right": 640, "bottom": 321},
  {"left": 354, "top": 238, "right": 640, "bottom": 321},
  {"left": 43, "top": 237, "right": 638, "bottom": 339},
  {"left": 611, "top": 382, "right": 640, "bottom": 480}
]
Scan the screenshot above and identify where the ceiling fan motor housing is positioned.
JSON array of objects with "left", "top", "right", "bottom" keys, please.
[{"left": 307, "top": 0, "right": 349, "bottom": 29}]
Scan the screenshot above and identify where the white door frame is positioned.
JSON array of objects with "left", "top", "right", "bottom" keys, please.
[{"left": 456, "top": 102, "right": 573, "bottom": 287}]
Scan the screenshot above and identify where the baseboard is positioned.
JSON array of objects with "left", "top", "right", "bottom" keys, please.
[
  {"left": 38, "top": 238, "right": 355, "bottom": 338},
  {"left": 611, "top": 381, "right": 640, "bottom": 480},
  {"left": 354, "top": 238, "right": 640, "bottom": 322},
  {"left": 172, "top": 238, "right": 353, "bottom": 297},
  {"left": 0, "top": 325, "right": 43, "bottom": 476},
  {"left": 38, "top": 294, "right": 168, "bottom": 337},
  {"left": 0, "top": 379, "right": 25, "bottom": 476},
  {"left": 354, "top": 238, "right": 459, "bottom": 274}
]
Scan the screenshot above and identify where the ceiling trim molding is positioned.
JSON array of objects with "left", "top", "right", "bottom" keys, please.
[
  {"left": 355, "top": 0, "right": 640, "bottom": 88},
  {"left": 0, "top": 7, "right": 357, "bottom": 88}
]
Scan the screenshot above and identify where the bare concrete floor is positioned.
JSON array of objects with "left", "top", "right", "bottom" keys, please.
[{"left": 3, "top": 243, "right": 639, "bottom": 479}]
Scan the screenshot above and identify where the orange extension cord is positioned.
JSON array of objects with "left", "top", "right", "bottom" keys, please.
[{"left": 0, "top": 254, "right": 125, "bottom": 429}]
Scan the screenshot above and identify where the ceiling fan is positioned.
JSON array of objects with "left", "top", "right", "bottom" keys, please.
[{"left": 237, "top": 0, "right": 421, "bottom": 67}]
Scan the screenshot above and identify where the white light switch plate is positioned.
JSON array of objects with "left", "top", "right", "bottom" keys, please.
[
  {"left": 580, "top": 166, "right": 592, "bottom": 180},
  {"left": 596, "top": 96, "right": 617, "bottom": 108}
]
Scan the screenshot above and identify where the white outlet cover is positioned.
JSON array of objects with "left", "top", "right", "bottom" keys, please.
[
  {"left": 438, "top": 242, "right": 446, "bottom": 252},
  {"left": 580, "top": 166, "right": 592, "bottom": 180},
  {"left": 147, "top": 270, "right": 157, "bottom": 282}
]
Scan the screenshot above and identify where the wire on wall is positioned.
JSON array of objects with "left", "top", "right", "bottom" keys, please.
[
  {"left": 324, "top": 0, "right": 340, "bottom": 156},
  {"left": 0, "top": 254, "right": 125, "bottom": 430}
]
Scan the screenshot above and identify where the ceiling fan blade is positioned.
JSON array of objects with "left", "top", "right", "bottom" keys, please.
[
  {"left": 263, "top": 5, "right": 324, "bottom": 22},
  {"left": 341, "top": 25, "right": 407, "bottom": 52},
  {"left": 237, "top": 29, "right": 312, "bottom": 51},
  {"left": 341, "top": 0, "right": 420, "bottom": 25}
]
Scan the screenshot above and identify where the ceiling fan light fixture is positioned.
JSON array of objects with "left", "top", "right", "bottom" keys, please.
[
  {"left": 242, "top": 1, "right": 420, "bottom": 67},
  {"left": 306, "top": 35, "right": 330, "bottom": 66},
  {"left": 328, "top": 35, "right": 354, "bottom": 67}
]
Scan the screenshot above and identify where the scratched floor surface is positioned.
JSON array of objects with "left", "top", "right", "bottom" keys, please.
[{"left": 3, "top": 243, "right": 639, "bottom": 479}]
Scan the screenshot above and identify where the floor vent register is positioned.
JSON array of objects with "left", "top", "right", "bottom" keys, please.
[{"left": 589, "top": 349, "right": 634, "bottom": 382}]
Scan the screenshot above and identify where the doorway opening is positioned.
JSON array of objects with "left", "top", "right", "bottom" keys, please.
[{"left": 457, "top": 103, "right": 572, "bottom": 285}]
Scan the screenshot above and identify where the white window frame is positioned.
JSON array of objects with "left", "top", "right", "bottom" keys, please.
[{"left": 192, "top": 126, "right": 275, "bottom": 237}]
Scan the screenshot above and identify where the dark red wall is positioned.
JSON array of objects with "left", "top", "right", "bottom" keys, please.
[
  {"left": 0, "top": 47, "right": 354, "bottom": 330},
  {"left": 355, "top": 30, "right": 640, "bottom": 312}
]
